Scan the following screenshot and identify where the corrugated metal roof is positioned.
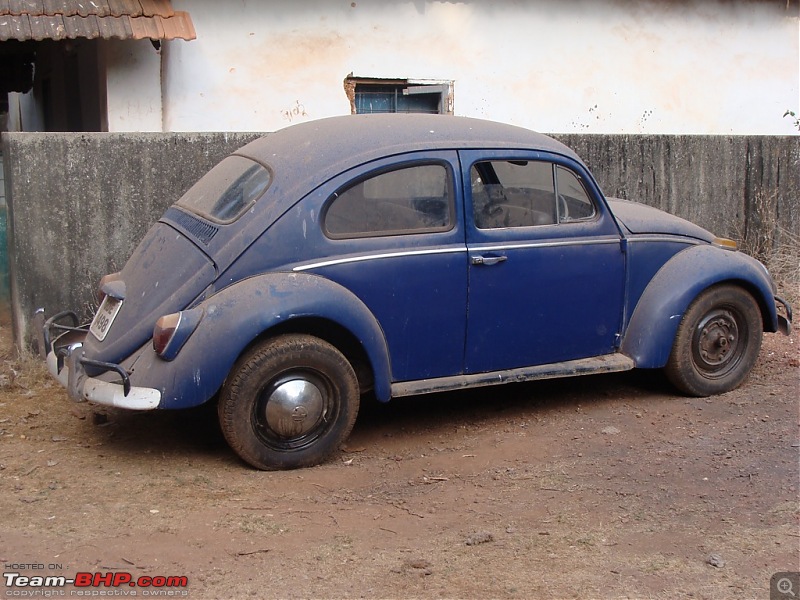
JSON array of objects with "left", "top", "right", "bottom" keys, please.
[{"left": 0, "top": 0, "right": 195, "bottom": 41}]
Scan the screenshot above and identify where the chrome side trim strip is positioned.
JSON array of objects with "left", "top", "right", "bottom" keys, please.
[
  {"left": 294, "top": 237, "right": 627, "bottom": 272},
  {"left": 293, "top": 247, "right": 467, "bottom": 272},
  {"left": 467, "top": 236, "right": 620, "bottom": 253},
  {"left": 624, "top": 235, "right": 703, "bottom": 245},
  {"left": 290, "top": 236, "right": 702, "bottom": 273}
]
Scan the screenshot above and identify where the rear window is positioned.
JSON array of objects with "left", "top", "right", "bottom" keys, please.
[{"left": 177, "top": 156, "right": 272, "bottom": 224}]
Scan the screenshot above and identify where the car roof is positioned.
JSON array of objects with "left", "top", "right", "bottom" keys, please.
[{"left": 233, "top": 114, "right": 583, "bottom": 202}]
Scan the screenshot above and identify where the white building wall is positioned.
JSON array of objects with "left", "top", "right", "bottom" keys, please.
[
  {"left": 115, "top": 0, "right": 798, "bottom": 134},
  {"left": 6, "top": 92, "right": 44, "bottom": 132},
  {"left": 105, "top": 40, "right": 163, "bottom": 132}
]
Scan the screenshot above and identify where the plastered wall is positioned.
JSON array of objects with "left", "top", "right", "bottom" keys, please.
[{"left": 101, "top": 0, "right": 800, "bottom": 134}]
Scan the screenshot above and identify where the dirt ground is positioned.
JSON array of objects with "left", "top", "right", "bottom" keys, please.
[{"left": 0, "top": 323, "right": 798, "bottom": 600}]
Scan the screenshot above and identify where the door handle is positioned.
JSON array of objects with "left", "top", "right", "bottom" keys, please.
[{"left": 471, "top": 254, "right": 507, "bottom": 266}]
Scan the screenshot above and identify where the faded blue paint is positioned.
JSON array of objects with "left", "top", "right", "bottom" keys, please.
[
  {"left": 128, "top": 272, "right": 392, "bottom": 407},
  {"left": 44, "top": 114, "right": 789, "bottom": 412},
  {"left": 620, "top": 244, "right": 779, "bottom": 367},
  {"left": 460, "top": 149, "right": 626, "bottom": 371},
  {"left": 80, "top": 222, "right": 217, "bottom": 370}
]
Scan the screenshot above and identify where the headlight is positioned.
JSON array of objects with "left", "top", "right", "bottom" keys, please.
[{"left": 153, "top": 307, "right": 204, "bottom": 360}]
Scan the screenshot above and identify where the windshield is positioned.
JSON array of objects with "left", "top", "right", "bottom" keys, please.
[{"left": 177, "top": 156, "right": 272, "bottom": 223}]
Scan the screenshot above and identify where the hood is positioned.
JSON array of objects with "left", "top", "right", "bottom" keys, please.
[
  {"left": 607, "top": 198, "right": 715, "bottom": 243},
  {"left": 82, "top": 222, "right": 216, "bottom": 364}
]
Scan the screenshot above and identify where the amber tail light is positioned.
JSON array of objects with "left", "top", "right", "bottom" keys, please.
[{"left": 152, "top": 308, "right": 204, "bottom": 361}]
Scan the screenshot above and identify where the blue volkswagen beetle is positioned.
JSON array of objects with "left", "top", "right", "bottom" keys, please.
[{"left": 38, "top": 114, "right": 792, "bottom": 470}]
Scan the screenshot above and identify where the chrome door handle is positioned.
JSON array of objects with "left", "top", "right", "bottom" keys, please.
[{"left": 471, "top": 255, "right": 507, "bottom": 266}]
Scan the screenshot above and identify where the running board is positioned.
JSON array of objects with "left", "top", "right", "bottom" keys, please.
[{"left": 391, "top": 354, "right": 635, "bottom": 398}]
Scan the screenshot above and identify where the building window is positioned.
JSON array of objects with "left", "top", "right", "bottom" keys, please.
[{"left": 344, "top": 77, "right": 453, "bottom": 115}]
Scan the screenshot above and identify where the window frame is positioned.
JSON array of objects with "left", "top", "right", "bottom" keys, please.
[
  {"left": 469, "top": 158, "right": 598, "bottom": 231},
  {"left": 322, "top": 160, "right": 457, "bottom": 240},
  {"left": 555, "top": 165, "right": 597, "bottom": 224},
  {"left": 345, "top": 77, "right": 454, "bottom": 115}
]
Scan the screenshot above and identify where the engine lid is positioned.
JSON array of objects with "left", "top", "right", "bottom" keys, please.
[{"left": 82, "top": 222, "right": 216, "bottom": 364}]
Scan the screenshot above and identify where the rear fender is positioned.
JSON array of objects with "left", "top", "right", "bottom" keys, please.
[
  {"left": 129, "top": 272, "right": 392, "bottom": 408},
  {"left": 620, "top": 244, "right": 778, "bottom": 368}
]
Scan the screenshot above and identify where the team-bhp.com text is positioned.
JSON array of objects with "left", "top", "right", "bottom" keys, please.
[{"left": 4, "top": 572, "right": 188, "bottom": 597}]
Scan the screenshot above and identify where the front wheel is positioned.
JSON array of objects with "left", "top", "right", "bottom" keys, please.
[
  {"left": 665, "top": 284, "right": 762, "bottom": 396},
  {"left": 218, "top": 334, "right": 359, "bottom": 470}
]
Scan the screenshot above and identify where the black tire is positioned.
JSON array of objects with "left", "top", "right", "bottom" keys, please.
[
  {"left": 218, "top": 334, "right": 359, "bottom": 470},
  {"left": 665, "top": 284, "right": 762, "bottom": 396}
]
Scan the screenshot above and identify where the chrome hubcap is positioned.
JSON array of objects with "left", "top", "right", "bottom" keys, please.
[{"left": 264, "top": 379, "right": 325, "bottom": 439}]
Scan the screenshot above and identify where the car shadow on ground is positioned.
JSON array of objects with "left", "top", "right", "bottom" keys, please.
[
  {"left": 83, "top": 367, "right": 676, "bottom": 466},
  {"left": 352, "top": 367, "right": 674, "bottom": 437}
]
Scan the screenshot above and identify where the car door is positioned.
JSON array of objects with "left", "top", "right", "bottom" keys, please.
[
  {"left": 298, "top": 151, "right": 468, "bottom": 382},
  {"left": 461, "top": 150, "right": 625, "bottom": 374}
]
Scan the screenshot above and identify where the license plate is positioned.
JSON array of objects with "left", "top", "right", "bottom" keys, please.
[{"left": 90, "top": 296, "right": 123, "bottom": 342}]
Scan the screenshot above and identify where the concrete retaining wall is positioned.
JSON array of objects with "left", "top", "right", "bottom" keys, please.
[
  {"left": 2, "top": 133, "right": 261, "bottom": 347},
  {"left": 556, "top": 135, "right": 799, "bottom": 250},
  {"left": 2, "top": 131, "right": 798, "bottom": 349}
]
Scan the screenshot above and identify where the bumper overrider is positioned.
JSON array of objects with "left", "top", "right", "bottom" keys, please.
[
  {"left": 34, "top": 309, "right": 161, "bottom": 410},
  {"left": 775, "top": 296, "right": 793, "bottom": 335}
]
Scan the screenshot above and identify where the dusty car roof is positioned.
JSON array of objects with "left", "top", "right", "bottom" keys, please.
[{"left": 233, "top": 114, "right": 582, "bottom": 200}]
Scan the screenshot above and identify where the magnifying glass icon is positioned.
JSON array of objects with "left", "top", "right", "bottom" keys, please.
[{"left": 778, "top": 578, "right": 797, "bottom": 597}]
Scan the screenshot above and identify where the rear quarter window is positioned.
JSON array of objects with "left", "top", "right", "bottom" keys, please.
[{"left": 324, "top": 163, "right": 454, "bottom": 238}]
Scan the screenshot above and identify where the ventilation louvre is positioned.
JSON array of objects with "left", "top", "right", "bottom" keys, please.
[{"left": 163, "top": 207, "right": 219, "bottom": 245}]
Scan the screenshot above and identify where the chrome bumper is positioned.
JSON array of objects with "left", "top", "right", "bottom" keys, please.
[
  {"left": 775, "top": 295, "right": 793, "bottom": 336},
  {"left": 36, "top": 309, "right": 161, "bottom": 411}
]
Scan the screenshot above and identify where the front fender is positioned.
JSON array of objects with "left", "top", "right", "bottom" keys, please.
[
  {"left": 129, "top": 272, "right": 392, "bottom": 408},
  {"left": 620, "top": 244, "right": 778, "bottom": 368}
]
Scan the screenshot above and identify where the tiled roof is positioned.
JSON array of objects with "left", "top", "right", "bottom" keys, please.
[{"left": 0, "top": 0, "right": 195, "bottom": 41}]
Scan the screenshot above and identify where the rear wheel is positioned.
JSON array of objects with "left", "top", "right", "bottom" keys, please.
[
  {"left": 219, "top": 334, "right": 359, "bottom": 470},
  {"left": 665, "top": 284, "right": 762, "bottom": 396}
]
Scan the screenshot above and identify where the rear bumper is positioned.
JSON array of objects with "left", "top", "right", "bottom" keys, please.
[{"left": 36, "top": 309, "right": 161, "bottom": 411}]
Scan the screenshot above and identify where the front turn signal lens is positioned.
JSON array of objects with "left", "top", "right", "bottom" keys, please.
[{"left": 712, "top": 237, "right": 738, "bottom": 251}]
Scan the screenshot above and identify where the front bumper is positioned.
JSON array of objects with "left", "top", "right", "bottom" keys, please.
[
  {"left": 775, "top": 295, "right": 793, "bottom": 335},
  {"left": 36, "top": 309, "right": 161, "bottom": 410}
]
